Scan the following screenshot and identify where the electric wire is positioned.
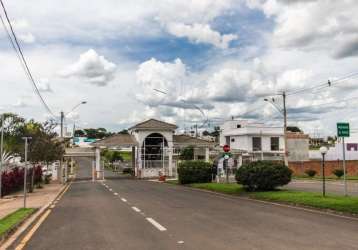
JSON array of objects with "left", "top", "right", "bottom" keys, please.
[{"left": 0, "top": 0, "right": 55, "bottom": 118}]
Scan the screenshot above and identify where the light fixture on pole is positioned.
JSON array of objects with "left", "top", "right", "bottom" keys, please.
[
  {"left": 319, "top": 146, "right": 328, "bottom": 197},
  {"left": 264, "top": 94, "right": 288, "bottom": 166},
  {"left": 61, "top": 101, "right": 87, "bottom": 138},
  {"left": 22, "top": 137, "right": 32, "bottom": 208}
]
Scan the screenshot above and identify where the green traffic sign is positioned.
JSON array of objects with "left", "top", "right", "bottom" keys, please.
[{"left": 337, "top": 122, "right": 350, "bottom": 137}]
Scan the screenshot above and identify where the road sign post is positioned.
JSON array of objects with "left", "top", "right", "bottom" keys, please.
[{"left": 337, "top": 122, "right": 349, "bottom": 196}]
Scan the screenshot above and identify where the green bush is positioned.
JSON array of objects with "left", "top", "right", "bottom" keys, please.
[
  {"left": 305, "top": 169, "right": 317, "bottom": 177},
  {"left": 235, "top": 161, "right": 292, "bottom": 191},
  {"left": 122, "top": 167, "right": 134, "bottom": 175},
  {"left": 178, "top": 161, "right": 213, "bottom": 184},
  {"left": 332, "top": 169, "right": 344, "bottom": 178}
]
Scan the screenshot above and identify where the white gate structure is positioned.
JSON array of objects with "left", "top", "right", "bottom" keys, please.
[{"left": 93, "top": 119, "right": 215, "bottom": 179}]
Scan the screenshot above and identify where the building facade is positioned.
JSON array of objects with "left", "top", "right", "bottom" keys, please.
[{"left": 220, "top": 120, "right": 285, "bottom": 161}]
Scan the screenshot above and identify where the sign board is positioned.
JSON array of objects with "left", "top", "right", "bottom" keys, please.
[
  {"left": 337, "top": 123, "right": 350, "bottom": 137},
  {"left": 223, "top": 144, "right": 230, "bottom": 152}
]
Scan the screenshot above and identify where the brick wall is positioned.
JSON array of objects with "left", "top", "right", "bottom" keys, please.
[{"left": 289, "top": 160, "right": 358, "bottom": 176}]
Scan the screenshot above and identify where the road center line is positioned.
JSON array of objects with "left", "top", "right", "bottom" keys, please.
[
  {"left": 146, "top": 218, "right": 167, "bottom": 231},
  {"left": 121, "top": 198, "right": 127, "bottom": 202},
  {"left": 114, "top": 192, "right": 118, "bottom": 195},
  {"left": 132, "top": 206, "right": 141, "bottom": 212}
]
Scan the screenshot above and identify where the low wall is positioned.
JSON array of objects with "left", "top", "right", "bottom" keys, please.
[{"left": 289, "top": 160, "right": 358, "bottom": 176}]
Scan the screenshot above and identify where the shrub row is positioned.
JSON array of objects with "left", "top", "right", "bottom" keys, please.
[
  {"left": 1, "top": 166, "right": 42, "bottom": 196},
  {"left": 178, "top": 161, "right": 213, "bottom": 184}
]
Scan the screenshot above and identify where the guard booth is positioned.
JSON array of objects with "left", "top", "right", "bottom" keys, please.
[{"left": 92, "top": 119, "right": 215, "bottom": 179}]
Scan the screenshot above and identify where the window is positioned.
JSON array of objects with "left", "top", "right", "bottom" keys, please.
[
  {"left": 271, "top": 137, "right": 279, "bottom": 151},
  {"left": 252, "top": 137, "right": 261, "bottom": 151},
  {"left": 225, "top": 136, "right": 230, "bottom": 145},
  {"left": 237, "top": 124, "right": 241, "bottom": 128},
  {"left": 231, "top": 138, "right": 235, "bottom": 142}
]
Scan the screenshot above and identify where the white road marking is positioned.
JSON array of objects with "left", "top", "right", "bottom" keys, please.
[
  {"left": 114, "top": 192, "right": 118, "bottom": 196},
  {"left": 50, "top": 205, "right": 55, "bottom": 209},
  {"left": 132, "top": 206, "right": 141, "bottom": 212},
  {"left": 177, "top": 241, "right": 184, "bottom": 244},
  {"left": 146, "top": 218, "right": 167, "bottom": 231},
  {"left": 121, "top": 198, "right": 127, "bottom": 202},
  {"left": 109, "top": 189, "right": 113, "bottom": 192}
]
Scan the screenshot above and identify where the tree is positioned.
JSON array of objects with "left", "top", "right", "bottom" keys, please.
[
  {"left": 180, "top": 146, "right": 194, "bottom": 160},
  {"left": 74, "top": 129, "right": 85, "bottom": 137},
  {"left": 118, "top": 129, "right": 129, "bottom": 134},
  {"left": 202, "top": 130, "right": 210, "bottom": 136},
  {"left": 287, "top": 126, "right": 302, "bottom": 133}
]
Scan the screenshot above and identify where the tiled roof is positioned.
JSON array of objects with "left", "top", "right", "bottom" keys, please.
[
  {"left": 91, "top": 134, "right": 137, "bottom": 147},
  {"left": 129, "top": 119, "right": 177, "bottom": 131},
  {"left": 173, "top": 135, "right": 215, "bottom": 147}
]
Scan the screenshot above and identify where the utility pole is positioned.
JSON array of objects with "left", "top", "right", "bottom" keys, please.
[
  {"left": 282, "top": 91, "right": 288, "bottom": 166},
  {"left": 0, "top": 114, "right": 4, "bottom": 198},
  {"left": 22, "top": 137, "right": 31, "bottom": 208},
  {"left": 60, "top": 111, "right": 64, "bottom": 138}
]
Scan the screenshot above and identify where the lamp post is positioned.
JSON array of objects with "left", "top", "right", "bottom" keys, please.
[
  {"left": 22, "top": 137, "right": 32, "bottom": 208},
  {"left": 264, "top": 95, "right": 288, "bottom": 166},
  {"left": 61, "top": 101, "right": 87, "bottom": 138},
  {"left": 319, "top": 146, "right": 328, "bottom": 197}
]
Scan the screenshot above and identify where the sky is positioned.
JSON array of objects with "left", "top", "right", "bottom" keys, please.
[{"left": 1, "top": 0, "right": 358, "bottom": 136}]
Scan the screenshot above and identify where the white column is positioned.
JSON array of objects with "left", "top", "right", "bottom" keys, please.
[
  {"left": 95, "top": 147, "right": 101, "bottom": 179},
  {"left": 168, "top": 147, "right": 173, "bottom": 177},
  {"left": 205, "top": 147, "right": 210, "bottom": 162}
]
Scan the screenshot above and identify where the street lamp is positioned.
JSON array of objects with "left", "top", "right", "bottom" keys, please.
[
  {"left": 319, "top": 146, "right": 328, "bottom": 197},
  {"left": 264, "top": 95, "right": 288, "bottom": 166},
  {"left": 61, "top": 101, "right": 87, "bottom": 138}
]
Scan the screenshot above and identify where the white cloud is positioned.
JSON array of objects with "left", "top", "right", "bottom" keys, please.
[
  {"left": 166, "top": 22, "right": 238, "bottom": 49},
  {"left": 11, "top": 19, "right": 36, "bottom": 44},
  {"left": 37, "top": 78, "right": 53, "bottom": 93},
  {"left": 246, "top": 0, "right": 358, "bottom": 58},
  {"left": 135, "top": 58, "right": 186, "bottom": 107},
  {"left": 59, "top": 49, "right": 116, "bottom": 86}
]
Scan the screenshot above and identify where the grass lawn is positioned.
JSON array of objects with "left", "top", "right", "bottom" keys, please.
[
  {"left": 0, "top": 208, "right": 35, "bottom": 236},
  {"left": 166, "top": 179, "right": 179, "bottom": 185},
  {"left": 120, "top": 151, "right": 132, "bottom": 161},
  {"left": 189, "top": 183, "right": 245, "bottom": 195},
  {"left": 251, "top": 190, "right": 358, "bottom": 214}
]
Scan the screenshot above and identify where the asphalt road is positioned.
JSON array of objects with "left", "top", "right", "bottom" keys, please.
[
  {"left": 285, "top": 180, "right": 358, "bottom": 196},
  {"left": 16, "top": 178, "right": 358, "bottom": 250},
  {"left": 74, "top": 157, "right": 123, "bottom": 180}
]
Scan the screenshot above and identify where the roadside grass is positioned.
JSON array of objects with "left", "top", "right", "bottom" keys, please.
[
  {"left": 166, "top": 179, "right": 179, "bottom": 185},
  {"left": 250, "top": 190, "right": 358, "bottom": 214},
  {"left": 293, "top": 175, "right": 358, "bottom": 182},
  {"left": 0, "top": 208, "right": 35, "bottom": 237},
  {"left": 189, "top": 183, "right": 245, "bottom": 195},
  {"left": 180, "top": 182, "right": 358, "bottom": 215}
]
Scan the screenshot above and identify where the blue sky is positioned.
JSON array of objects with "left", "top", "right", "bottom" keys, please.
[{"left": 2, "top": 0, "right": 358, "bottom": 135}]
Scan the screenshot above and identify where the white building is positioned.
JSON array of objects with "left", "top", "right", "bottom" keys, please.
[{"left": 220, "top": 120, "right": 285, "bottom": 161}]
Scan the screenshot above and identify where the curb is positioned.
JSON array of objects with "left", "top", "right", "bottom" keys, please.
[
  {"left": 0, "top": 209, "right": 37, "bottom": 245},
  {"left": 161, "top": 181, "right": 358, "bottom": 222},
  {"left": 1, "top": 183, "right": 70, "bottom": 250}
]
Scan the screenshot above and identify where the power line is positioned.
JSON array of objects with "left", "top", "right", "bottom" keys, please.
[
  {"left": 286, "top": 71, "right": 358, "bottom": 96},
  {"left": 0, "top": 0, "right": 55, "bottom": 118}
]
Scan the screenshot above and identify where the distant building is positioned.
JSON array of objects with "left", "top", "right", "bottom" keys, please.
[
  {"left": 220, "top": 120, "right": 285, "bottom": 161},
  {"left": 220, "top": 120, "right": 310, "bottom": 162}
]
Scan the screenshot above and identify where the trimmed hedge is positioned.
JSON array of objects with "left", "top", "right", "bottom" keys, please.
[
  {"left": 1, "top": 166, "right": 42, "bottom": 196},
  {"left": 235, "top": 161, "right": 292, "bottom": 191},
  {"left": 178, "top": 161, "right": 213, "bottom": 184}
]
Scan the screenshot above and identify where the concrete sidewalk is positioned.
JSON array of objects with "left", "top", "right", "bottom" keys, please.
[{"left": 0, "top": 182, "right": 63, "bottom": 219}]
